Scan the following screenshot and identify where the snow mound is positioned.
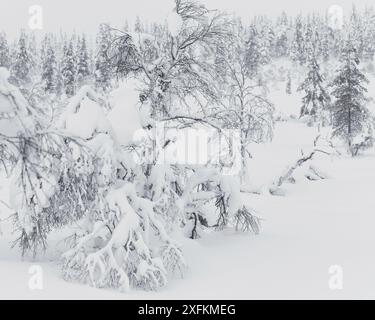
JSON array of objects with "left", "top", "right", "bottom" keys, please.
[
  {"left": 59, "top": 86, "right": 112, "bottom": 139},
  {"left": 0, "top": 67, "right": 10, "bottom": 83},
  {"left": 107, "top": 79, "right": 146, "bottom": 146}
]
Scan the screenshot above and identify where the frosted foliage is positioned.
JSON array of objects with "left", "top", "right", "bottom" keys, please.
[{"left": 62, "top": 183, "right": 186, "bottom": 291}]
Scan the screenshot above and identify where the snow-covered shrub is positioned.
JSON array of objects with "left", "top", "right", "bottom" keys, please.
[
  {"left": 350, "top": 122, "right": 374, "bottom": 156},
  {"left": 58, "top": 86, "right": 187, "bottom": 291},
  {"left": 9, "top": 131, "right": 99, "bottom": 256},
  {"left": 61, "top": 183, "right": 186, "bottom": 291},
  {"left": 180, "top": 168, "right": 260, "bottom": 238},
  {"left": 0, "top": 68, "right": 98, "bottom": 256}
]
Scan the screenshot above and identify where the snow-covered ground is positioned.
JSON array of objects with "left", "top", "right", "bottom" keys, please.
[{"left": 1, "top": 121, "right": 374, "bottom": 299}]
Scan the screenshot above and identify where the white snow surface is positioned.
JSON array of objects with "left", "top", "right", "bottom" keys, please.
[{"left": 107, "top": 79, "right": 146, "bottom": 146}]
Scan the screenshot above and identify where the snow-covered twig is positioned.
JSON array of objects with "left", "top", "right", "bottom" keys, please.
[{"left": 270, "top": 148, "right": 331, "bottom": 194}]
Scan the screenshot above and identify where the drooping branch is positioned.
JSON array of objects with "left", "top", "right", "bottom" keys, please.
[{"left": 271, "top": 148, "right": 330, "bottom": 194}]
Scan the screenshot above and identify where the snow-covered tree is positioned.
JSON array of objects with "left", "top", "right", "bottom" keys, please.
[
  {"left": 61, "top": 40, "right": 76, "bottom": 96},
  {"left": 274, "top": 12, "right": 290, "bottom": 58},
  {"left": 0, "top": 67, "right": 97, "bottom": 256},
  {"left": 58, "top": 85, "right": 186, "bottom": 291},
  {"left": 348, "top": 6, "right": 365, "bottom": 59},
  {"left": 362, "top": 7, "right": 375, "bottom": 61},
  {"left": 318, "top": 28, "right": 330, "bottom": 61},
  {"left": 134, "top": 16, "right": 143, "bottom": 33},
  {"left": 95, "top": 24, "right": 113, "bottom": 91},
  {"left": 330, "top": 40, "right": 371, "bottom": 155},
  {"left": 27, "top": 34, "right": 39, "bottom": 80},
  {"left": 10, "top": 31, "right": 32, "bottom": 87},
  {"left": 245, "top": 25, "right": 261, "bottom": 77},
  {"left": 216, "top": 24, "right": 274, "bottom": 180},
  {"left": 123, "top": 19, "right": 129, "bottom": 32},
  {"left": 109, "top": 0, "right": 228, "bottom": 118},
  {"left": 76, "top": 35, "right": 91, "bottom": 87},
  {"left": 258, "top": 20, "right": 274, "bottom": 64},
  {"left": 60, "top": 0, "right": 262, "bottom": 292},
  {"left": 41, "top": 38, "right": 58, "bottom": 94},
  {"left": 298, "top": 53, "right": 330, "bottom": 125},
  {"left": 290, "top": 16, "right": 306, "bottom": 65},
  {"left": 0, "top": 32, "right": 10, "bottom": 68}
]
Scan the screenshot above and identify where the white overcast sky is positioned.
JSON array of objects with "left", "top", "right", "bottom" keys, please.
[{"left": 0, "top": 0, "right": 373, "bottom": 38}]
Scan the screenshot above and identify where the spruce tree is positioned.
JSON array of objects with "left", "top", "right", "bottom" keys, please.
[
  {"left": 330, "top": 41, "right": 370, "bottom": 154},
  {"left": 11, "top": 31, "right": 32, "bottom": 87},
  {"left": 290, "top": 16, "right": 305, "bottom": 65},
  {"left": 95, "top": 24, "right": 113, "bottom": 91},
  {"left": 362, "top": 8, "right": 375, "bottom": 61},
  {"left": 0, "top": 32, "right": 10, "bottom": 68},
  {"left": 76, "top": 35, "right": 91, "bottom": 87},
  {"left": 275, "top": 12, "right": 289, "bottom": 58},
  {"left": 134, "top": 16, "right": 142, "bottom": 33},
  {"left": 304, "top": 23, "right": 313, "bottom": 58},
  {"left": 349, "top": 6, "right": 364, "bottom": 59},
  {"left": 319, "top": 30, "right": 330, "bottom": 62},
  {"left": 123, "top": 19, "right": 129, "bottom": 32},
  {"left": 61, "top": 40, "right": 76, "bottom": 96},
  {"left": 245, "top": 25, "right": 261, "bottom": 77},
  {"left": 27, "top": 34, "right": 39, "bottom": 79},
  {"left": 41, "top": 40, "right": 58, "bottom": 94},
  {"left": 298, "top": 53, "right": 330, "bottom": 124},
  {"left": 258, "top": 22, "right": 274, "bottom": 64}
]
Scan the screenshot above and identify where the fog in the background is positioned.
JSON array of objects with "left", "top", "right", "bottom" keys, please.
[{"left": 0, "top": 0, "right": 374, "bottom": 39}]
